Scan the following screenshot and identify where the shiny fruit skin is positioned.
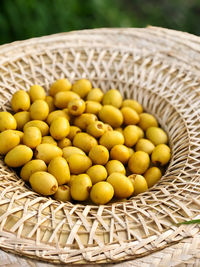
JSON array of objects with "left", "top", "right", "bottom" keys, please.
[
  {"left": 20, "top": 159, "right": 47, "bottom": 181},
  {"left": 98, "top": 105, "right": 123, "bottom": 128},
  {"left": 29, "top": 171, "right": 58, "bottom": 196},
  {"left": 90, "top": 181, "right": 114, "bottom": 204},
  {"left": 50, "top": 78, "right": 72, "bottom": 96},
  {"left": 23, "top": 126, "right": 42, "bottom": 149},
  {"left": 0, "top": 130, "right": 20, "bottom": 154},
  {"left": 151, "top": 144, "right": 171, "bottom": 166},
  {"left": 11, "top": 90, "right": 30, "bottom": 112},
  {"left": 67, "top": 154, "right": 92, "bottom": 174},
  {"left": 128, "top": 151, "right": 150, "bottom": 174},
  {"left": 23, "top": 120, "right": 49, "bottom": 136},
  {"left": 70, "top": 174, "right": 92, "bottom": 201},
  {"left": 35, "top": 143, "right": 62, "bottom": 163},
  {"left": 128, "top": 174, "right": 148, "bottom": 195},
  {"left": 73, "top": 132, "right": 98, "bottom": 153},
  {"left": 48, "top": 156, "right": 70, "bottom": 185},
  {"left": 99, "top": 130, "right": 124, "bottom": 150},
  {"left": 0, "top": 112, "right": 17, "bottom": 132},
  {"left": 62, "top": 146, "right": 85, "bottom": 160},
  {"left": 144, "top": 167, "right": 162, "bottom": 188},
  {"left": 30, "top": 99, "right": 49, "bottom": 121},
  {"left": 50, "top": 117, "right": 70, "bottom": 140},
  {"left": 14, "top": 111, "right": 30, "bottom": 131},
  {"left": 105, "top": 160, "right": 126, "bottom": 175},
  {"left": 5, "top": 145, "right": 33, "bottom": 167},
  {"left": 146, "top": 127, "right": 168, "bottom": 145},
  {"left": 86, "top": 165, "right": 108, "bottom": 184},
  {"left": 107, "top": 172, "right": 134, "bottom": 198},
  {"left": 89, "top": 145, "right": 109, "bottom": 165}
]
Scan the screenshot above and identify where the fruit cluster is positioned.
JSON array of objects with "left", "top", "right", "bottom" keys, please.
[{"left": 0, "top": 78, "right": 171, "bottom": 205}]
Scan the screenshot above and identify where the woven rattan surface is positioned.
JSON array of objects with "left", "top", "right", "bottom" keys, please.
[{"left": 0, "top": 27, "right": 200, "bottom": 265}]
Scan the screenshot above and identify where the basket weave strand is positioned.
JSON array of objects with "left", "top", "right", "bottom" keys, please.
[{"left": 0, "top": 27, "right": 199, "bottom": 265}]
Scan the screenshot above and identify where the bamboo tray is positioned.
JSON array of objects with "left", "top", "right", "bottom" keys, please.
[{"left": 0, "top": 27, "right": 200, "bottom": 265}]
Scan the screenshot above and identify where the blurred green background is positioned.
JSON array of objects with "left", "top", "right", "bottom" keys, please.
[{"left": 0, "top": 0, "right": 199, "bottom": 45}]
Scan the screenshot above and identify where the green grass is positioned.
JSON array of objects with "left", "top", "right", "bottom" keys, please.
[{"left": 0, "top": 0, "right": 200, "bottom": 44}]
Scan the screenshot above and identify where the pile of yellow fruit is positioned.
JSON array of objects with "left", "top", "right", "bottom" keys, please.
[{"left": 0, "top": 78, "right": 171, "bottom": 205}]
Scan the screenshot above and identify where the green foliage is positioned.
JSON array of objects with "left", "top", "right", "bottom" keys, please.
[{"left": 0, "top": 0, "right": 199, "bottom": 44}]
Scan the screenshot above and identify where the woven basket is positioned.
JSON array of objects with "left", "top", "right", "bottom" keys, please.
[{"left": 0, "top": 27, "right": 200, "bottom": 265}]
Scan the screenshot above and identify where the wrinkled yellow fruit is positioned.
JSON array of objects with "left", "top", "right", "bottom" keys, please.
[
  {"left": 73, "top": 132, "right": 98, "bottom": 153},
  {"left": 23, "top": 120, "right": 49, "bottom": 136},
  {"left": 57, "top": 138, "right": 71, "bottom": 148},
  {"left": 146, "top": 127, "right": 168, "bottom": 145},
  {"left": 73, "top": 113, "right": 98, "bottom": 130},
  {"left": 20, "top": 159, "right": 47, "bottom": 181},
  {"left": 85, "top": 101, "right": 102, "bottom": 115},
  {"left": 138, "top": 113, "right": 158, "bottom": 131},
  {"left": 45, "top": 96, "right": 56, "bottom": 113},
  {"left": 48, "top": 156, "right": 70, "bottom": 185},
  {"left": 14, "top": 111, "right": 30, "bottom": 131},
  {"left": 121, "top": 107, "right": 140, "bottom": 125},
  {"left": 102, "top": 89, "right": 123, "bottom": 108},
  {"left": 29, "top": 85, "right": 46, "bottom": 102},
  {"left": 30, "top": 99, "right": 49, "bottom": 121},
  {"left": 86, "top": 88, "right": 104, "bottom": 102},
  {"left": 50, "top": 117, "right": 70, "bottom": 140},
  {"left": 11, "top": 90, "right": 30, "bottom": 112},
  {"left": 41, "top": 136, "right": 57, "bottom": 146},
  {"left": 72, "top": 79, "right": 92, "bottom": 98},
  {"left": 106, "top": 160, "right": 126, "bottom": 175},
  {"left": 0, "top": 112, "right": 17, "bottom": 132},
  {"left": 99, "top": 130, "right": 124, "bottom": 150},
  {"left": 135, "top": 138, "right": 155, "bottom": 154},
  {"left": 50, "top": 78, "right": 72, "bottom": 96},
  {"left": 110, "top": 144, "right": 130, "bottom": 164},
  {"left": 68, "top": 99, "right": 86, "bottom": 116},
  {"left": 128, "top": 151, "right": 150, "bottom": 174},
  {"left": 88, "top": 145, "right": 109, "bottom": 165},
  {"left": 90, "top": 181, "right": 114, "bottom": 204},
  {"left": 123, "top": 125, "right": 139, "bottom": 147},
  {"left": 98, "top": 105, "right": 123, "bottom": 128},
  {"left": 107, "top": 173, "right": 133, "bottom": 198},
  {"left": 29, "top": 171, "right": 58, "bottom": 196},
  {"left": 0, "top": 130, "right": 20, "bottom": 154},
  {"left": 54, "top": 185, "right": 71, "bottom": 202},
  {"left": 144, "top": 167, "right": 162, "bottom": 188},
  {"left": 87, "top": 165, "right": 108, "bottom": 184},
  {"left": 62, "top": 146, "right": 85, "bottom": 160},
  {"left": 67, "top": 126, "right": 81, "bottom": 140},
  {"left": 86, "top": 121, "right": 105, "bottom": 138},
  {"left": 70, "top": 174, "right": 92, "bottom": 201},
  {"left": 35, "top": 143, "right": 62, "bottom": 163},
  {"left": 128, "top": 174, "right": 148, "bottom": 195},
  {"left": 46, "top": 109, "right": 70, "bottom": 125},
  {"left": 151, "top": 144, "right": 171, "bottom": 166},
  {"left": 54, "top": 91, "right": 80, "bottom": 109},
  {"left": 122, "top": 99, "right": 143, "bottom": 114},
  {"left": 67, "top": 154, "right": 92, "bottom": 174},
  {"left": 23, "top": 126, "right": 42, "bottom": 149},
  {"left": 5, "top": 145, "right": 33, "bottom": 167}
]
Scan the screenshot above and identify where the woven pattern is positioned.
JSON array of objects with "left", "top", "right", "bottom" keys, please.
[{"left": 0, "top": 28, "right": 199, "bottom": 264}]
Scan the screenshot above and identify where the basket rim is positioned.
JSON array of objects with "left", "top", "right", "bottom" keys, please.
[{"left": 0, "top": 27, "right": 200, "bottom": 265}]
